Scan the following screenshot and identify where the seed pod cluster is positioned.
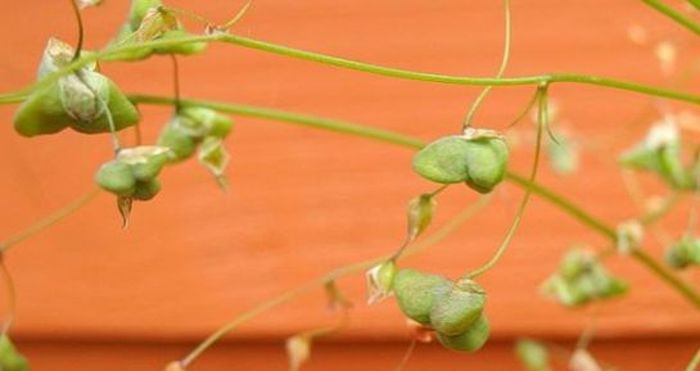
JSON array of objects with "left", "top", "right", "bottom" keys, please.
[
  {"left": 393, "top": 269, "right": 489, "bottom": 352},
  {"left": 109, "top": 0, "right": 207, "bottom": 61},
  {"left": 541, "top": 249, "right": 628, "bottom": 307},
  {"left": 412, "top": 129, "right": 509, "bottom": 194},
  {"left": 619, "top": 119, "right": 697, "bottom": 190},
  {"left": 13, "top": 38, "right": 139, "bottom": 137},
  {"left": 95, "top": 146, "right": 172, "bottom": 201},
  {"left": 0, "top": 335, "right": 29, "bottom": 371},
  {"left": 665, "top": 235, "right": 700, "bottom": 269},
  {"left": 157, "top": 107, "right": 233, "bottom": 181}
]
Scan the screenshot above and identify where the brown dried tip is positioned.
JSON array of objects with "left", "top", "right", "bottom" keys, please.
[
  {"left": 164, "top": 361, "right": 186, "bottom": 371},
  {"left": 405, "top": 318, "right": 434, "bottom": 344}
]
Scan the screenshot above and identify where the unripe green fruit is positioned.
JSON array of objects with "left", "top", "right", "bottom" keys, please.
[
  {"left": 13, "top": 38, "right": 139, "bottom": 137},
  {"left": 157, "top": 123, "right": 198, "bottom": 161},
  {"left": 557, "top": 249, "right": 591, "bottom": 280},
  {"left": 413, "top": 136, "right": 472, "bottom": 184},
  {"left": 430, "top": 279, "right": 486, "bottom": 336},
  {"left": 436, "top": 315, "right": 490, "bottom": 352},
  {"left": 463, "top": 137, "right": 509, "bottom": 193},
  {"left": 665, "top": 247, "right": 690, "bottom": 269},
  {"left": 412, "top": 134, "right": 508, "bottom": 193},
  {"left": 132, "top": 179, "right": 161, "bottom": 201},
  {"left": 129, "top": 152, "right": 169, "bottom": 181},
  {"left": 96, "top": 161, "right": 136, "bottom": 197},
  {"left": 393, "top": 269, "right": 451, "bottom": 325}
]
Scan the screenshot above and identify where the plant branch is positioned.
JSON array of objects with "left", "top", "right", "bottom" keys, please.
[
  {"left": 178, "top": 196, "right": 491, "bottom": 368},
  {"left": 642, "top": 0, "right": 700, "bottom": 36},
  {"left": 4, "top": 33, "right": 700, "bottom": 106}
]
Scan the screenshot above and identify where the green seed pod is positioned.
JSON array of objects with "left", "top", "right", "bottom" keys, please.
[
  {"left": 413, "top": 136, "right": 472, "bottom": 184},
  {"left": 515, "top": 339, "right": 551, "bottom": 371},
  {"left": 157, "top": 120, "right": 198, "bottom": 162},
  {"left": 0, "top": 335, "right": 30, "bottom": 371},
  {"left": 117, "top": 146, "right": 171, "bottom": 181},
  {"left": 665, "top": 245, "right": 691, "bottom": 269},
  {"left": 96, "top": 160, "right": 137, "bottom": 197},
  {"left": 558, "top": 249, "right": 592, "bottom": 280},
  {"left": 13, "top": 38, "right": 139, "bottom": 137},
  {"left": 541, "top": 275, "right": 588, "bottom": 307},
  {"left": 462, "top": 136, "right": 509, "bottom": 193},
  {"left": 181, "top": 107, "right": 234, "bottom": 138},
  {"left": 430, "top": 278, "right": 486, "bottom": 336},
  {"left": 412, "top": 131, "right": 508, "bottom": 193},
  {"left": 665, "top": 236, "right": 700, "bottom": 269},
  {"left": 132, "top": 179, "right": 161, "bottom": 201},
  {"left": 657, "top": 144, "right": 690, "bottom": 189},
  {"left": 436, "top": 315, "right": 490, "bottom": 352},
  {"left": 393, "top": 269, "right": 451, "bottom": 325}
]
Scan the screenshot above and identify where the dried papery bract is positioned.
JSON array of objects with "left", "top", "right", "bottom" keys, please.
[
  {"left": 515, "top": 339, "right": 551, "bottom": 371},
  {"left": 407, "top": 193, "right": 436, "bottom": 241},
  {"left": 109, "top": 0, "right": 207, "bottom": 61},
  {"left": 78, "top": 0, "right": 103, "bottom": 8},
  {"left": 13, "top": 38, "right": 139, "bottom": 137},
  {"left": 616, "top": 220, "right": 644, "bottom": 255},
  {"left": 286, "top": 335, "right": 311, "bottom": 371},
  {"left": 569, "top": 349, "right": 602, "bottom": 371},
  {"left": 164, "top": 361, "right": 186, "bottom": 371},
  {"left": 365, "top": 260, "right": 397, "bottom": 305},
  {"left": 324, "top": 280, "right": 352, "bottom": 311}
]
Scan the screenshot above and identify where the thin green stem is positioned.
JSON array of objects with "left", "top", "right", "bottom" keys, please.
[
  {"left": 687, "top": 347, "right": 700, "bottom": 371},
  {"left": 463, "top": 0, "right": 512, "bottom": 129},
  {"left": 632, "top": 249, "right": 700, "bottom": 308},
  {"left": 0, "top": 189, "right": 100, "bottom": 253},
  {"left": 68, "top": 0, "right": 84, "bottom": 61},
  {"left": 0, "top": 258, "right": 16, "bottom": 337},
  {"left": 468, "top": 86, "right": 546, "bottom": 278},
  {"left": 179, "top": 197, "right": 490, "bottom": 368},
  {"left": 642, "top": 0, "right": 700, "bottom": 36},
  {"left": 4, "top": 33, "right": 700, "bottom": 106},
  {"left": 507, "top": 87, "right": 540, "bottom": 129},
  {"left": 129, "top": 94, "right": 426, "bottom": 149}
]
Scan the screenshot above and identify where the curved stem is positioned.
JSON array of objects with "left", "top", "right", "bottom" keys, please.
[
  {"left": 170, "top": 54, "right": 182, "bottom": 113},
  {"left": 219, "top": 0, "right": 254, "bottom": 30},
  {"left": 0, "top": 257, "right": 16, "bottom": 337},
  {"left": 132, "top": 94, "right": 700, "bottom": 308},
  {"left": 468, "top": 85, "right": 546, "bottom": 278},
  {"left": 68, "top": 0, "right": 84, "bottom": 61},
  {"left": 4, "top": 32, "right": 700, "bottom": 106},
  {"left": 178, "top": 198, "right": 490, "bottom": 368},
  {"left": 463, "top": 0, "right": 512, "bottom": 129},
  {"left": 687, "top": 347, "right": 700, "bottom": 371},
  {"left": 642, "top": 0, "right": 700, "bottom": 36},
  {"left": 0, "top": 189, "right": 100, "bottom": 253}
]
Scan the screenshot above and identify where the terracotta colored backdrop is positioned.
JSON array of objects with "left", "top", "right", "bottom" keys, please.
[{"left": 0, "top": 0, "right": 699, "bottom": 370}]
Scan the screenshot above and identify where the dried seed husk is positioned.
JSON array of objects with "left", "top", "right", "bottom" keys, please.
[
  {"left": 96, "top": 161, "right": 137, "bottom": 197},
  {"left": 393, "top": 269, "right": 451, "bottom": 325},
  {"left": 436, "top": 315, "right": 490, "bottom": 352},
  {"left": 430, "top": 279, "right": 486, "bottom": 336},
  {"left": 198, "top": 137, "right": 230, "bottom": 178}
]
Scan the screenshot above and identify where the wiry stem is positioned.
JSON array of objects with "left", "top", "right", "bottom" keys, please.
[
  {"left": 642, "top": 0, "right": 700, "bottom": 36},
  {"left": 463, "top": 0, "right": 512, "bottom": 129}
]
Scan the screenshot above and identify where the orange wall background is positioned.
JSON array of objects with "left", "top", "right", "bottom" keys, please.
[{"left": 0, "top": 0, "right": 699, "bottom": 370}]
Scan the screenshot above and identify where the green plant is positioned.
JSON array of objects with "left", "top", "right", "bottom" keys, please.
[{"left": 1, "top": 0, "right": 700, "bottom": 370}]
